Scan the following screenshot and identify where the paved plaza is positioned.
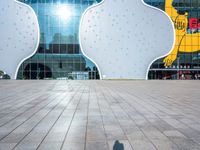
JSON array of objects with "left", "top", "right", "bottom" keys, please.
[{"left": 0, "top": 80, "right": 200, "bottom": 150}]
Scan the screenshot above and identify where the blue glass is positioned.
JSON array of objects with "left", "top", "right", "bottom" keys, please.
[
  {"left": 17, "top": 0, "right": 200, "bottom": 80},
  {"left": 17, "top": 0, "right": 101, "bottom": 79}
]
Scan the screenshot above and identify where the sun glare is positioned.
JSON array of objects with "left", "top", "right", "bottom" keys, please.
[{"left": 57, "top": 5, "right": 72, "bottom": 20}]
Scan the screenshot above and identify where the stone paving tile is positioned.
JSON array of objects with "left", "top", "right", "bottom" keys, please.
[
  {"left": 0, "top": 143, "right": 16, "bottom": 150},
  {"left": 0, "top": 80, "right": 200, "bottom": 150},
  {"left": 37, "top": 142, "right": 62, "bottom": 150},
  {"left": 163, "top": 130, "right": 187, "bottom": 138},
  {"left": 86, "top": 141, "right": 108, "bottom": 150},
  {"left": 62, "top": 142, "right": 85, "bottom": 150},
  {"left": 129, "top": 139, "right": 156, "bottom": 150}
]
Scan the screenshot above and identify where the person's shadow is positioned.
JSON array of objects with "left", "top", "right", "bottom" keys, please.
[{"left": 113, "top": 140, "right": 124, "bottom": 150}]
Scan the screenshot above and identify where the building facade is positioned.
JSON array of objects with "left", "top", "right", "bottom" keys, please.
[
  {"left": 146, "top": 0, "right": 200, "bottom": 80},
  {"left": 17, "top": 0, "right": 101, "bottom": 80},
  {"left": 10, "top": 0, "right": 200, "bottom": 80}
]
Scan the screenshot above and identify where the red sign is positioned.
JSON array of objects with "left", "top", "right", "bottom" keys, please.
[{"left": 189, "top": 18, "right": 200, "bottom": 29}]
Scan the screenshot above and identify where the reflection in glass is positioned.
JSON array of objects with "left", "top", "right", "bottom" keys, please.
[{"left": 17, "top": 0, "right": 101, "bottom": 80}]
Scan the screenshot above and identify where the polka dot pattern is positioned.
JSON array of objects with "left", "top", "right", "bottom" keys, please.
[
  {"left": 0, "top": 0, "right": 39, "bottom": 79},
  {"left": 80, "top": 0, "right": 174, "bottom": 79}
]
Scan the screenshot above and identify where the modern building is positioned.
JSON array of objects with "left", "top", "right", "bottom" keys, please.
[
  {"left": 17, "top": 0, "right": 101, "bottom": 80},
  {"left": 1, "top": 0, "right": 200, "bottom": 80},
  {"left": 146, "top": 0, "right": 200, "bottom": 80}
]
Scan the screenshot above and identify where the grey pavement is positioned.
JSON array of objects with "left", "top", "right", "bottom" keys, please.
[{"left": 0, "top": 80, "right": 200, "bottom": 150}]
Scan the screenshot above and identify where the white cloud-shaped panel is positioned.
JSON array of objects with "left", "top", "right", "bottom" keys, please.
[
  {"left": 0, "top": 0, "right": 39, "bottom": 79},
  {"left": 80, "top": 0, "right": 174, "bottom": 79}
]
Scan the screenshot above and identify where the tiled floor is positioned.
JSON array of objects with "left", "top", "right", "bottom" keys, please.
[{"left": 0, "top": 80, "right": 200, "bottom": 150}]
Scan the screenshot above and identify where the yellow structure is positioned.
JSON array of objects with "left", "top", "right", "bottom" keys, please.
[{"left": 164, "top": 0, "right": 200, "bottom": 66}]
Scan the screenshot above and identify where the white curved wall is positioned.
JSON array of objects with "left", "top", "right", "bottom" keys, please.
[
  {"left": 0, "top": 0, "right": 39, "bottom": 79},
  {"left": 80, "top": 0, "right": 174, "bottom": 79}
]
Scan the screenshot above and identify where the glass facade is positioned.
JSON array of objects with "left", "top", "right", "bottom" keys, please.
[
  {"left": 17, "top": 0, "right": 101, "bottom": 80},
  {"left": 145, "top": 0, "right": 200, "bottom": 80},
  {"left": 17, "top": 0, "right": 200, "bottom": 80}
]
